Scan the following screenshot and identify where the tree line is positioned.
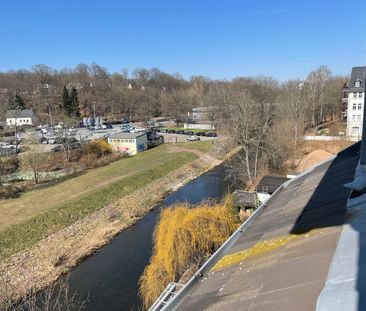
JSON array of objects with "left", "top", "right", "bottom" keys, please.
[{"left": 0, "top": 64, "right": 347, "bottom": 181}]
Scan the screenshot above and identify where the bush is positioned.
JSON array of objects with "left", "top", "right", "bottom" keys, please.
[
  {"left": 0, "top": 185, "right": 20, "bottom": 199},
  {"left": 139, "top": 195, "right": 239, "bottom": 309},
  {"left": 3, "top": 156, "right": 19, "bottom": 174},
  {"left": 86, "top": 140, "right": 112, "bottom": 157}
]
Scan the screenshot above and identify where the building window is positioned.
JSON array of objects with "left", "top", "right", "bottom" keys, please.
[
  {"left": 352, "top": 126, "right": 360, "bottom": 133},
  {"left": 352, "top": 115, "right": 356, "bottom": 121},
  {"left": 357, "top": 115, "right": 362, "bottom": 121},
  {"left": 359, "top": 92, "right": 363, "bottom": 98},
  {"left": 358, "top": 103, "right": 362, "bottom": 110},
  {"left": 354, "top": 93, "right": 357, "bottom": 98},
  {"left": 355, "top": 79, "right": 362, "bottom": 87},
  {"left": 353, "top": 103, "right": 357, "bottom": 110}
]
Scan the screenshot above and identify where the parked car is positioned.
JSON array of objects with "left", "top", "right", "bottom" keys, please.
[
  {"left": 195, "top": 132, "right": 206, "bottom": 136},
  {"left": 55, "top": 137, "right": 66, "bottom": 144},
  {"left": 184, "top": 131, "right": 194, "bottom": 136},
  {"left": 102, "top": 123, "right": 113, "bottom": 129},
  {"left": 167, "top": 129, "right": 176, "bottom": 134},
  {"left": 52, "top": 145, "right": 63, "bottom": 152},
  {"left": 176, "top": 130, "right": 185, "bottom": 135},
  {"left": 187, "top": 135, "right": 200, "bottom": 141},
  {"left": 206, "top": 132, "right": 217, "bottom": 137}
]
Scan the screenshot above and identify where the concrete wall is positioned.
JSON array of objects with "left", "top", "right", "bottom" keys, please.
[{"left": 183, "top": 123, "right": 214, "bottom": 130}]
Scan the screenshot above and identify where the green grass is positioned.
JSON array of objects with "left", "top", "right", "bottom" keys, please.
[
  {"left": 176, "top": 140, "right": 213, "bottom": 153},
  {"left": 0, "top": 146, "right": 198, "bottom": 259}
]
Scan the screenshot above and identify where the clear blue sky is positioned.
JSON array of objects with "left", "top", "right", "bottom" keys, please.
[{"left": 1, "top": 0, "right": 365, "bottom": 80}]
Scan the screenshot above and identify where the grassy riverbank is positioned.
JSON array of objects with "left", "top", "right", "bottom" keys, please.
[
  {"left": 0, "top": 140, "right": 238, "bottom": 305},
  {"left": 0, "top": 144, "right": 200, "bottom": 259}
]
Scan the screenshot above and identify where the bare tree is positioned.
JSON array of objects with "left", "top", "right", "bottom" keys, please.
[
  {"left": 305, "top": 66, "right": 331, "bottom": 126},
  {"left": 1, "top": 277, "right": 86, "bottom": 311},
  {"left": 278, "top": 80, "right": 308, "bottom": 157},
  {"left": 21, "top": 150, "right": 49, "bottom": 184},
  {"left": 210, "top": 84, "right": 274, "bottom": 184}
]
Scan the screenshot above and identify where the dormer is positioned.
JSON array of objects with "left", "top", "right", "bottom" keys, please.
[{"left": 355, "top": 79, "right": 362, "bottom": 87}]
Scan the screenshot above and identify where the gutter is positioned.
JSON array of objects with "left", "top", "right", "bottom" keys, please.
[{"left": 153, "top": 154, "right": 337, "bottom": 311}]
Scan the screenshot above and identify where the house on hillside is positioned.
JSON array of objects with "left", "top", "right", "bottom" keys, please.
[
  {"left": 347, "top": 66, "right": 366, "bottom": 137},
  {"left": 107, "top": 132, "right": 147, "bottom": 156},
  {"left": 185, "top": 106, "right": 216, "bottom": 130},
  {"left": 6, "top": 109, "right": 36, "bottom": 127}
]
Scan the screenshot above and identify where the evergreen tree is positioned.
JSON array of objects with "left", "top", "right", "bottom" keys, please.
[
  {"left": 69, "top": 87, "right": 80, "bottom": 117},
  {"left": 8, "top": 93, "right": 26, "bottom": 110},
  {"left": 62, "top": 86, "right": 72, "bottom": 116}
]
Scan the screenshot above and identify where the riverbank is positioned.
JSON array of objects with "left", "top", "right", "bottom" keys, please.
[{"left": 0, "top": 142, "right": 240, "bottom": 304}]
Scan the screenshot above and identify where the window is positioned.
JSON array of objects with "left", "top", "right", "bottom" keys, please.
[
  {"left": 352, "top": 115, "right": 356, "bottom": 121},
  {"left": 358, "top": 103, "right": 362, "bottom": 110},
  {"left": 353, "top": 103, "right": 357, "bottom": 110},
  {"left": 357, "top": 115, "right": 362, "bottom": 121},
  {"left": 352, "top": 126, "right": 360, "bottom": 133},
  {"left": 355, "top": 79, "right": 362, "bottom": 87},
  {"left": 129, "top": 139, "right": 133, "bottom": 143},
  {"left": 354, "top": 93, "right": 357, "bottom": 98},
  {"left": 359, "top": 92, "right": 363, "bottom": 98}
]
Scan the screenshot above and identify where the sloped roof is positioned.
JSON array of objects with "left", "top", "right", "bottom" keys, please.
[
  {"left": 233, "top": 190, "right": 257, "bottom": 208},
  {"left": 6, "top": 109, "right": 35, "bottom": 119},
  {"left": 349, "top": 66, "right": 366, "bottom": 92},
  {"left": 164, "top": 142, "right": 360, "bottom": 311},
  {"left": 256, "top": 175, "right": 290, "bottom": 194}
]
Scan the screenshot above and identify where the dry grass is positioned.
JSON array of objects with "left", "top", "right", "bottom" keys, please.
[
  {"left": 139, "top": 195, "right": 239, "bottom": 309},
  {"left": 0, "top": 145, "right": 193, "bottom": 232},
  {"left": 0, "top": 157, "right": 211, "bottom": 305}
]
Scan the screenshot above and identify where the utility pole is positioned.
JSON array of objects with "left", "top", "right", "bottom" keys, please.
[{"left": 47, "top": 102, "right": 53, "bottom": 126}]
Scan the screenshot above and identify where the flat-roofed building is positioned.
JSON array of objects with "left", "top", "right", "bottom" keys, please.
[{"left": 107, "top": 132, "right": 147, "bottom": 156}]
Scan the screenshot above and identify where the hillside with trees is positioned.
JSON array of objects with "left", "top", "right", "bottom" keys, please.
[{"left": 0, "top": 64, "right": 347, "bottom": 184}]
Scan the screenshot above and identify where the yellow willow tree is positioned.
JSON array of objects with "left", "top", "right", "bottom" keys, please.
[{"left": 139, "top": 196, "right": 239, "bottom": 309}]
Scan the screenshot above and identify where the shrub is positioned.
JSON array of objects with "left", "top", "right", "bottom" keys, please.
[
  {"left": 139, "top": 195, "right": 239, "bottom": 309},
  {"left": 86, "top": 140, "right": 112, "bottom": 157},
  {"left": 3, "top": 156, "right": 19, "bottom": 174}
]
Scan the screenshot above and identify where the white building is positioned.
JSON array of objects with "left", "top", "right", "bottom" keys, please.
[
  {"left": 6, "top": 109, "right": 36, "bottom": 127},
  {"left": 347, "top": 66, "right": 366, "bottom": 138},
  {"left": 108, "top": 132, "right": 148, "bottom": 156}
]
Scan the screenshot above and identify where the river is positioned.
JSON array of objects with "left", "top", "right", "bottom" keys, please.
[{"left": 66, "top": 160, "right": 240, "bottom": 311}]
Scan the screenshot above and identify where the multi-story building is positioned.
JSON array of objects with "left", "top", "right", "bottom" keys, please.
[
  {"left": 341, "top": 83, "right": 348, "bottom": 122},
  {"left": 347, "top": 66, "right": 366, "bottom": 137}
]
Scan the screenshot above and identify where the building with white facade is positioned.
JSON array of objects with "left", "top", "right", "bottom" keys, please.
[
  {"left": 6, "top": 109, "right": 36, "bottom": 127},
  {"left": 108, "top": 132, "right": 147, "bottom": 156},
  {"left": 347, "top": 66, "right": 366, "bottom": 138}
]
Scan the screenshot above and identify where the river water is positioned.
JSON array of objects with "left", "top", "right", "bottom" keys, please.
[{"left": 66, "top": 160, "right": 239, "bottom": 311}]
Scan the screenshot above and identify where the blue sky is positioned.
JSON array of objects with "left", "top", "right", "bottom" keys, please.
[{"left": 1, "top": 0, "right": 366, "bottom": 80}]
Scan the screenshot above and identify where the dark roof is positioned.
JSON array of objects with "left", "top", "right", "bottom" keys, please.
[
  {"left": 109, "top": 132, "right": 147, "bottom": 139},
  {"left": 166, "top": 142, "right": 360, "bottom": 311},
  {"left": 6, "top": 109, "right": 35, "bottom": 119},
  {"left": 233, "top": 190, "right": 257, "bottom": 208},
  {"left": 349, "top": 66, "right": 366, "bottom": 92},
  {"left": 256, "top": 175, "right": 290, "bottom": 194}
]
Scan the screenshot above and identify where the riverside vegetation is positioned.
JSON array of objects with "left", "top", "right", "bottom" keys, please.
[
  {"left": 0, "top": 140, "right": 235, "bottom": 308},
  {"left": 139, "top": 195, "right": 240, "bottom": 309}
]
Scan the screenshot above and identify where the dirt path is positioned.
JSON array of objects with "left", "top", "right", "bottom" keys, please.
[{"left": 167, "top": 145, "right": 221, "bottom": 166}]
